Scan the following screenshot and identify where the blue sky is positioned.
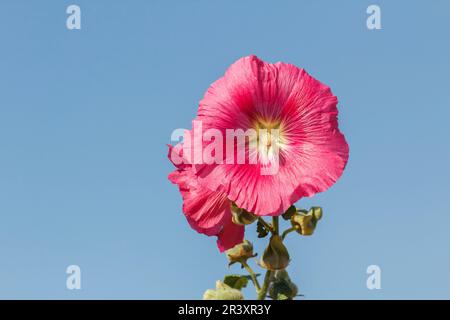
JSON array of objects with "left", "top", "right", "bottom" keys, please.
[{"left": 0, "top": 0, "right": 449, "bottom": 299}]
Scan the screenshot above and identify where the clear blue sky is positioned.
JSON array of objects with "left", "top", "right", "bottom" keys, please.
[{"left": 0, "top": 0, "right": 449, "bottom": 299}]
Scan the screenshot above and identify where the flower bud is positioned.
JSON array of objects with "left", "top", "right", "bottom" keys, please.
[
  {"left": 274, "top": 269, "right": 290, "bottom": 281},
  {"left": 203, "top": 281, "right": 244, "bottom": 300},
  {"left": 259, "top": 235, "right": 290, "bottom": 271},
  {"left": 291, "top": 207, "right": 323, "bottom": 236},
  {"left": 269, "top": 270, "right": 298, "bottom": 300},
  {"left": 231, "top": 203, "right": 257, "bottom": 225},
  {"left": 226, "top": 240, "right": 256, "bottom": 266}
]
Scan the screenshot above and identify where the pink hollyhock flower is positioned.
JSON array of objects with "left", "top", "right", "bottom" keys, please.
[
  {"left": 195, "top": 55, "right": 349, "bottom": 216},
  {"left": 168, "top": 144, "right": 244, "bottom": 251}
]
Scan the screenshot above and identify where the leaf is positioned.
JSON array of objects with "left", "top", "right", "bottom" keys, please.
[
  {"left": 256, "top": 220, "right": 269, "bottom": 238},
  {"left": 242, "top": 274, "right": 261, "bottom": 280},
  {"left": 223, "top": 275, "right": 249, "bottom": 290}
]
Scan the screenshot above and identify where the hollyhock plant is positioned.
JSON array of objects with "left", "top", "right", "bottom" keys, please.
[{"left": 168, "top": 55, "right": 349, "bottom": 300}]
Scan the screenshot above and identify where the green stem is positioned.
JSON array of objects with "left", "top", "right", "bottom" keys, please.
[
  {"left": 257, "top": 270, "right": 273, "bottom": 300},
  {"left": 281, "top": 227, "right": 297, "bottom": 240},
  {"left": 273, "top": 216, "right": 279, "bottom": 235},
  {"left": 242, "top": 261, "right": 261, "bottom": 291}
]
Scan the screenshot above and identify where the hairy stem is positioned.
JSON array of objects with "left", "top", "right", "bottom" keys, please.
[
  {"left": 273, "top": 216, "right": 279, "bottom": 235},
  {"left": 257, "top": 269, "right": 273, "bottom": 300},
  {"left": 281, "top": 227, "right": 297, "bottom": 240}
]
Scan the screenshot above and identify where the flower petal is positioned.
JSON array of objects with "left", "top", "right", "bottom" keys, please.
[
  {"left": 195, "top": 55, "right": 349, "bottom": 216},
  {"left": 168, "top": 144, "right": 243, "bottom": 250},
  {"left": 216, "top": 216, "right": 245, "bottom": 252}
]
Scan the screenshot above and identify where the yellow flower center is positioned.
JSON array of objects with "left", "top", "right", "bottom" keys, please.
[{"left": 252, "top": 117, "right": 286, "bottom": 162}]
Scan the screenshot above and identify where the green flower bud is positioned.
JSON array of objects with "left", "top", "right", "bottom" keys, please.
[
  {"left": 291, "top": 207, "right": 323, "bottom": 236},
  {"left": 231, "top": 203, "right": 257, "bottom": 225},
  {"left": 274, "top": 269, "right": 290, "bottom": 281},
  {"left": 203, "top": 281, "right": 244, "bottom": 300},
  {"left": 259, "top": 235, "right": 290, "bottom": 271},
  {"left": 226, "top": 240, "right": 256, "bottom": 266},
  {"left": 269, "top": 270, "right": 298, "bottom": 300}
]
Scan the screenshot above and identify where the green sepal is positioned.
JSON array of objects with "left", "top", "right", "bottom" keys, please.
[
  {"left": 281, "top": 205, "right": 297, "bottom": 220},
  {"left": 256, "top": 220, "right": 270, "bottom": 238}
]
